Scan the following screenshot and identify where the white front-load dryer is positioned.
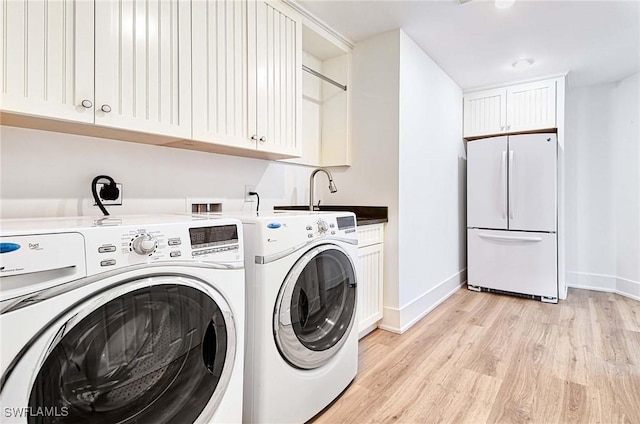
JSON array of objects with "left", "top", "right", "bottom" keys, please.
[
  {"left": 0, "top": 215, "right": 245, "bottom": 424},
  {"left": 232, "top": 211, "right": 359, "bottom": 424}
]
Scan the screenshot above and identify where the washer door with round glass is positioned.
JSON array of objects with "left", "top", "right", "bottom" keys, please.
[
  {"left": 27, "top": 277, "right": 236, "bottom": 424},
  {"left": 274, "top": 244, "right": 357, "bottom": 370}
]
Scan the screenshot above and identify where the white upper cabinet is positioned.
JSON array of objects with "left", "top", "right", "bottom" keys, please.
[
  {"left": 464, "top": 77, "right": 558, "bottom": 139},
  {"left": 192, "top": 0, "right": 250, "bottom": 148},
  {"left": 0, "top": 0, "right": 94, "bottom": 123},
  {"left": 191, "top": 0, "right": 301, "bottom": 157},
  {"left": 248, "top": 0, "right": 301, "bottom": 157},
  {"left": 94, "top": 0, "right": 191, "bottom": 138},
  {"left": 1, "top": 0, "right": 191, "bottom": 138},
  {"left": 463, "top": 88, "right": 506, "bottom": 139},
  {"left": 506, "top": 79, "right": 556, "bottom": 133}
]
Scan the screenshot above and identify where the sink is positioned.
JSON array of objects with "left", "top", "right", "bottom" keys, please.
[{"left": 273, "top": 205, "right": 388, "bottom": 225}]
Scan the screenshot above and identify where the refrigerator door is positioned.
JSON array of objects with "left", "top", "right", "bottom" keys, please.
[
  {"left": 467, "top": 136, "right": 508, "bottom": 230},
  {"left": 508, "top": 133, "right": 557, "bottom": 232},
  {"left": 468, "top": 229, "right": 558, "bottom": 299}
]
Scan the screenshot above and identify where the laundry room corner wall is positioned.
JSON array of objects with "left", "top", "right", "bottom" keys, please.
[
  {"left": 396, "top": 30, "right": 466, "bottom": 331},
  {"left": 0, "top": 126, "right": 314, "bottom": 219},
  {"left": 565, "top": 71, "right": 640, "bottom": 300}
]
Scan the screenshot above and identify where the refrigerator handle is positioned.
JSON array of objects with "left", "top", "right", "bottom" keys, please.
[
  {"left": 501, "top": 151, "right": 507, "bottom": 219},
  {"left": 509, "top": 149, "right": 514, "bottom": 220},
  {"left": 479, "top": 233, "right": 542, "bottom": 242}
]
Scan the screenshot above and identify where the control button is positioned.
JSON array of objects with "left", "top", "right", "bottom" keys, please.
[
  {"left": 331, "top": 231, "right": 336, "bottom": 235},
  {"left": 100, "top": 259, "right": 116, "bottom": 267},
  {"left": 192, "top": 251, "right": 202, "bottom": 256},
  {"left": 329, "top": 223, "right": 335, "bottom": 228},
  {"left": 308, "top": 234, "right": 313, "bottom": 238},
  {"left": 98, "top": 245, "right": 116, "bottom": 253},
  {"left": 170, "top": 251, "right": 181, "bottom": 257},
  {"left": 306, "top": 225, "right": 313, "bottom": 231},
  {"left": 168, "top": 238, "right": 181, "bottom": 246}
]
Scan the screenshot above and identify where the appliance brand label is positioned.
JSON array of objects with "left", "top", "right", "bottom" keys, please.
[{"left": 0, "top": 243, "right": 21, "bottom": 254}]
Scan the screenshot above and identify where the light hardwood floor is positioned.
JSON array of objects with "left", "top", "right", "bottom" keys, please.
[{"left": 313, "top": 288, "right": 640, "bottom": 424}]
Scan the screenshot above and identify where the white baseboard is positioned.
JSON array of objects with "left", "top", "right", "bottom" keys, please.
[
  {"left": 379, "top": 268, "right": 467, "bottom": 334},
  {"left": 567, "top": 271, "right": 640, "bottom": 301}
]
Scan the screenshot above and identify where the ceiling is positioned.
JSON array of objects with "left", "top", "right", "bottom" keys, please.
[{"left": 296, "top": 0, "right": 640, "bottom": 90}]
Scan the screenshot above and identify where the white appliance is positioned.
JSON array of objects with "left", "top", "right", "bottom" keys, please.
[
  {"left": 234, "top": 211, "right": 359, "bottom": 424},
  {"left": 467, "top": 133, "right": 558, "bottom": 303},
  {"left": 0, "top": 215, "right": 245, "bottom": 423}
]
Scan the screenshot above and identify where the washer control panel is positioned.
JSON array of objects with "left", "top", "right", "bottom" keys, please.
[
  {"left": 301, "top": 215, "right": 355, "bottom": 239},
  {"left": 83, "top": 220, "right": 243, "bottom": 274}
]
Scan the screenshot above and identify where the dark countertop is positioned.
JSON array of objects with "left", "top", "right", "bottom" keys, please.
[{"left": 274, "top": 205, "right": 388, "bottom": 226}]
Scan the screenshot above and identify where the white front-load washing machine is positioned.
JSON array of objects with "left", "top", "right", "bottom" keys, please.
[
  {"left": 0, "top": 215, "right": 245, "bottom": 424},
  {"left": 234, "top": 211, "right": 359, "bottom": 424}
]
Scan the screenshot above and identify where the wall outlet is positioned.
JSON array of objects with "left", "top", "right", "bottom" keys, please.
[
  {"left": 95, "top": 183, "right": 123, "bottom": 206},
  {"left": 245, "top": 185, "right": 256, "bottom": 202}
]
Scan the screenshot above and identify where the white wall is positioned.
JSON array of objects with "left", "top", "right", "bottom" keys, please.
[
  {"left": 396, "top": 32, "right": 465, "bottom": 327},
  {"left": 611, "top": 73, "right": 640, "bottom": 292},
  {"left": 565, "top": 71, "right": 640, "bottom": 300},
  {"left": 0, "top": 126, "right": 313, "bottom": 218}
]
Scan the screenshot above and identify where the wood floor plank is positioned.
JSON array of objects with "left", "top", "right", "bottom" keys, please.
[
  {"left": 615, "top": 294, "right": 640, "bottom": 332},
  {"left": 559, "top": 381, "right": 602, "bottom": 424},
  {"left": 313, "top": 288, "right": 640, "bottom": 424}
]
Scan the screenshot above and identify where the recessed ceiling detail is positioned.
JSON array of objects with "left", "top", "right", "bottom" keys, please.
[
  {"left": 495, "top": 0, "right": 515, "bottom": 9},
  {"left": 512, "top": 58, "right": 535, "bottom": 69}
]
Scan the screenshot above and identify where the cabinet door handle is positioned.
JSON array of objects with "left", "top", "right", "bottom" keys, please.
[
  {"left": 506, "top": 124, "right": 511, "bottom": 130},
  {"left": 101, "top": 104, "right": 112, "bottom": 113},
  {"left": 259, "top": 136, "right": 266, "bottom": 143},
  {"left": 81, "top": 99, "right": 93, "bottom": 109},
  {"left": 251, "top": 135, "right": 258, "bottom": 141},
  {"left": 500, "top": 126, "right": 505, "bottom": 132}
]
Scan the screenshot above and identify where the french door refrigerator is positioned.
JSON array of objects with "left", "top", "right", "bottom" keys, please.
[{"left": 467, "top": 133, "right": 558, "bottom": 303}]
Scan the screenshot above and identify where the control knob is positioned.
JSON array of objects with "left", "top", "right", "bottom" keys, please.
[
  {"left": 132, "top": 234, "right": 158, "bottom": 255},
  {"left": 317, "top": 220, "right": 329, "bottom": 234}
]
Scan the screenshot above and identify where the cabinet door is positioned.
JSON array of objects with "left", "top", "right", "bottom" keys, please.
[
  {"left": 94, "top": 0, "right": 191, "bottom": 138},
  {"left": 248, "top": 0, "right": 301, "bottom": 156},
  {"left": 463, "top": 88, "right": 506, "bottom": 138},
  {"left": 506, "top": 79, "right": 556, "bottom": 133},
  {"left": 357, "top": 243, "right": 384, "bottom": 338},
  {"left": 0, "top": 0, "right": 94, "bottom": 123},
  {"left": 192, "top": 0, "right": 251, "bottom": 149}
]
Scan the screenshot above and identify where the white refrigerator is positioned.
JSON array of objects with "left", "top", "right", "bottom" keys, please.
[{"left": 467, "top": 133, "right": 558, "bottom": 303}]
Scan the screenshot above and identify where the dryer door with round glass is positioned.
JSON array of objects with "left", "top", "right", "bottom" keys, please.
[
  {"left": 27, "top": 277, "right": 236, "bottom": 424},
  {"left": 275, "top": 244, "right": 357, "bottom": 370}
]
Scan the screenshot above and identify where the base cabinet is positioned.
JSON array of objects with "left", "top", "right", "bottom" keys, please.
[{"left": 356, "top": 224, "right": 384, "bottom": 339}]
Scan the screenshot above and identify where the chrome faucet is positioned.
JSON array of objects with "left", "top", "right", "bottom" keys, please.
[{"left": 309, "top": 168, "right": 337, "bottom": 211}]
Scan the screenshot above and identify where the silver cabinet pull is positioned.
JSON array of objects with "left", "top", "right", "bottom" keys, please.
[
  {"left": 251, "top": 135, "right": 258, "bottom": 141},
  {"left": 81, "top": 99, "right": 93, "bottom": 108},
  {"left": 101, "top": 105, "right": 112, "bottom": 113},
  {"left": 259, "top": 136, "right": 266, "bottom": 143},
  {"left": 506, "top": 125, "right": 511, "bottom": 130},
  {"left": 500, "top": 126, "right": 505, "bottom": 131}
]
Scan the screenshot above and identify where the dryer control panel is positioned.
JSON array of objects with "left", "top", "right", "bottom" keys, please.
[
  {"left": 256, "top": 212, "right": 358, "bottom": 257},
  {"left": 84, "top": 222, "right": 242, "bottom": 274}
]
